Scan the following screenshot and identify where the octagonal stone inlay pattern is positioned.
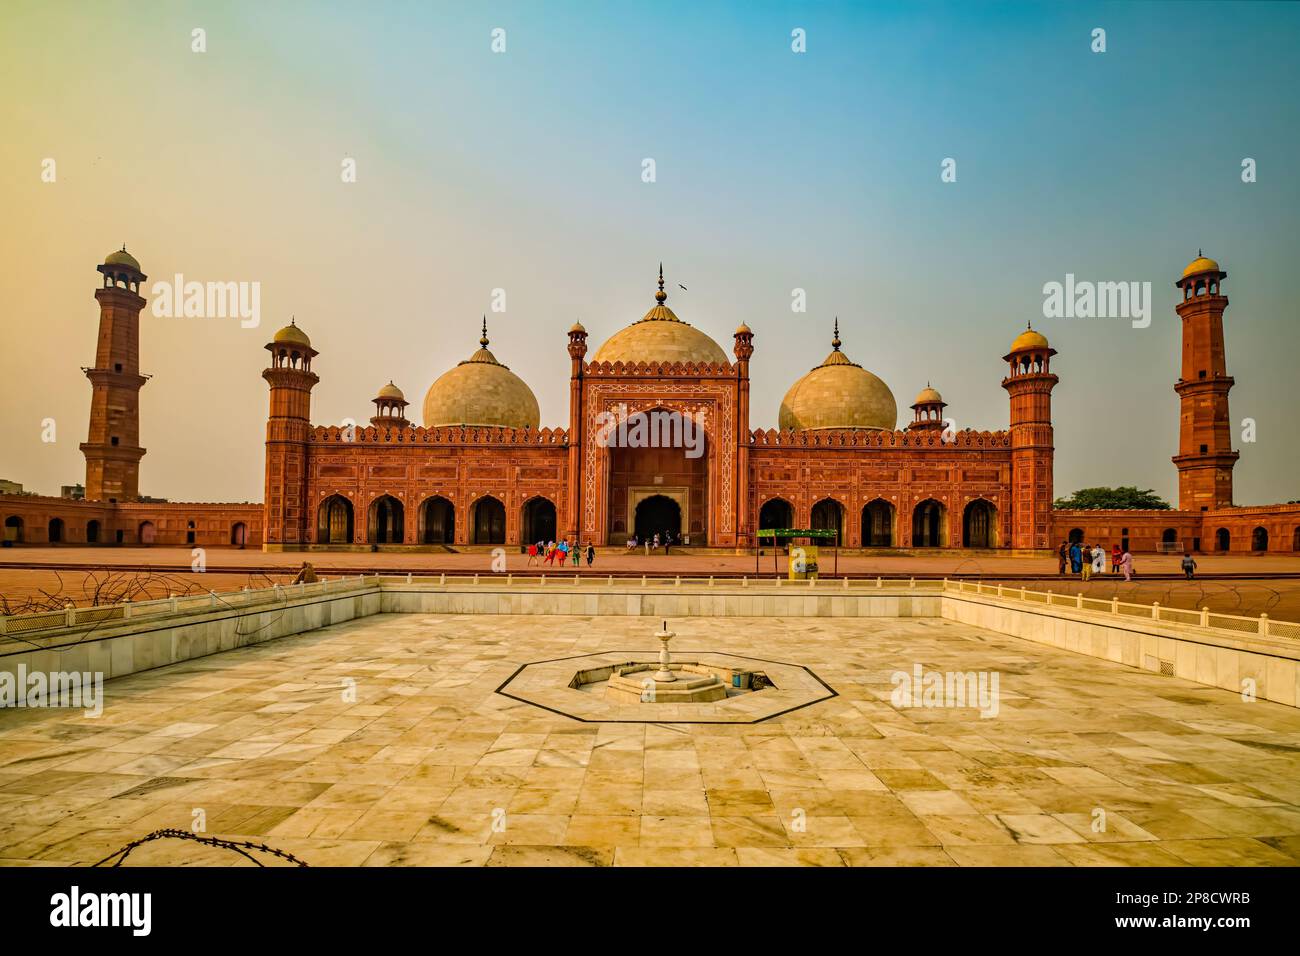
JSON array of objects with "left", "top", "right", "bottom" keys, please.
[{"left": 495, "top": 650, "right": 837, "bottom": 724}]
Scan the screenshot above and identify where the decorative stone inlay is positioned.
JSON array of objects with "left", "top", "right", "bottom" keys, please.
[{"left": 496, "top": 649, "right": 835, "bottom": 724}]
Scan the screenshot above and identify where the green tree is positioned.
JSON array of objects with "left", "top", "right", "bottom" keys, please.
[{"left": 1053, "top": 486, "right": 1171, "bottom": 510}]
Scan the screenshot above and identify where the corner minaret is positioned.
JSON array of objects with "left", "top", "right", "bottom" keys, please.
[
  {"left": 565, "top": 318, "right": 589, "bottom": 541},
  {"left": 81, "top": 247, "right": 149, "bottom": 502},
  {"left": 1001, "top": 324, "right": 1058, "bottom": 550},
  {"left": 262, "top": 319, "right": 319, "bottom": 549},
  {"left": 1173, "top": 253, "right": 1237, "bottom": 511},
  {"left": 733, "top": 320, "right": 755, "bottom": 549}
]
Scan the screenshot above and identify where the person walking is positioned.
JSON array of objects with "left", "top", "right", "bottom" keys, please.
[
  {"left": 1111, "top": 544, "right": 1122, "bottom": 574},
  {"left": 586, "top": 543, "right": 595, "bottom": 567},
  {"left": 1091, "top": 544, "right": 1105, "bottom": 578},
  {"left": 1058, "top": 542, "right": 1068, "bottom": 576},
  {"left": 1081, "top": 545, "right": 1093, "bottom": 581},
  {"left": 664, "top": 531, "right": 672, "bottom": 556},
  {"left": 1181, "top": 553, "right": 1197, "bottom": 580},
  {"left": 1069, "top": 541, "right": 1082, "bottom": 575},
  {"left": 1120, "top": 549, "right": 1134, "bottom": 582},
  {"left": 527, "top": 543, "right": 538, "bottom": 566},
  {"left": 557, "top": 540, "right": 568, "bottom": 567},
  {"left": 644, "top": 535, "right": 651, "bottom": 557},
  {"left": 652, "top": 532, "right": 660, "bottom": 554}
]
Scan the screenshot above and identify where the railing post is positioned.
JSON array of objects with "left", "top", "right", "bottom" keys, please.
[
  {"left": 708, "top": 576, "right": 713, "bottom": 587},
  {"left": 1111, "top": 596, "right": 1118, "bottom": 614},
  {"left": 1046, "top": 590, "right": 1052, "bottom": 606},
  {"left": 65, "top": 602, "right": 76, "bottom": 627},
  {"left": 996, "top": 583, "right": 1003, "bottom": 598},
  {"left": 1260, "top": 613, "right": 1269, "bottom": 636},
  {"left": 473, "top": 573, "right": 479, "bottom": 585},
  {"left": 1076, "top": 593, "right": 1083, "bottom": 609},
  {"left": 406, "top": 572, "right": 412, "bottom": 584},
  {"left": 842, "top": 576, "right": 849, "bottom": 589},
  {"left": 742, "top": 576, "right": 748, "bottom": 587},
  {"left": 909, "top": 577, "right": 915, "bottom": 589},
  {"left": 122, "top": 597, "right": 132, "bottom": 620},
  {"left": 876, "top": 577, "right": 882, "bottom": 588},
  {"left": 1020, "top": 586, "right": 1026, "bottom": 601},
  {"left": 1152, "top": 602, "right": 1160, "bottom": 620},
  {"left": 641, "top": 575, "right": 646, "bottom": 587},
  {"left": 439, "top": 573, "right": 445, "bottom": 586},
  {"left": 171, "top": 593, "right": 180, "bottom": 613},
  {"left": 507, "top": 574, "right": 512, "bottom": 586},
  {"left": 1200, "top": 607, "right": 1209, "bottom": 627}
]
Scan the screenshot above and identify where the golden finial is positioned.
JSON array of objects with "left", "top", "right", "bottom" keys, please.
[
  {"left": 655, "top": 263, "right": 667, "bottom": 304},
  {"left": 831, "top": 317, "right": 841, "bottom": 351},
  {"left": 480, "top": 315, "right": 489, "bottom": 348}
]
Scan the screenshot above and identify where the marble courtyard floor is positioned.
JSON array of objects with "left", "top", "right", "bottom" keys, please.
[{"left": 2, "top": 614, "right": 1299, "bottom": 867}]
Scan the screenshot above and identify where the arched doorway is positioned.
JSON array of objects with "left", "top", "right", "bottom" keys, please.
[
  {"left": 186, "top": 521, "right": 196, "bottom": 545},
  {"left": 962, "top": 500, "right": 996, "bottom": 548},
  {"left": 608, "top": 416, "right": 709, "bottom": 544},
  {"left": 138, "top": 520, "right": 156, "bottom": 545},
  {"left": 472, "top": 496, "right": 505, "bottom": 544},
  {"left": 1161, "top": 528, "right": 1178, "bottom": 551},
  {"left": 759, "top": 498, "right": 794, "bottom": 532},
  {"left": 86, "top": 519, "right": 100, "bottom": 544},
  {"left": 862, "top": 499, "right": 894, "bottom": 547},
  {"left": 522, "top": 497, "right": 557, "bottom": 544},
  {"left": 912, "top": 499, "right": 946, "bottom": 548},
  {"left": 317, "top": 495, "right": 354, "bottom": 545},
  {"left": 419, "top": 496, "right": 455, "bottom": 544},
  {"left": 1068, "top": 527, "right": 1084, "bottom": 545},
  {"left": 1252, "top": 526, "right": 1269, "bottom": 552},
  {"left": 1293, "top": 527, "right": 1300, "bottom": 552},
  {"left": 368, "top": 495, "right": 405, "bottom": 544},
  {"left": 635, "top": 494, "right": 681, "bottom": 542},
  {"left": 231, "top": 522, "right": 247, "bottom": 546},
  {"left": 1216, "top": 528, "right": 1230, "bottom": 552},
  {"left": 810, "top": 498, "right": 843, "bottom": 543},
  {"left": 3, "top": 515, "right": 23, "bottom": 543},
  {"left": 48, "top": 518, "right": 64, "bottom": 544}
]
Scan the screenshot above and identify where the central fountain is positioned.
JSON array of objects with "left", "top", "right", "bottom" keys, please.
[{"left": 579, "top": 621, "right": 772, "bottom": 705}]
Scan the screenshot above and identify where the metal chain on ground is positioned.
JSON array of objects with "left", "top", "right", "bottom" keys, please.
[{"left": 93, "top": 828, "right": 310, "bottom": 867}]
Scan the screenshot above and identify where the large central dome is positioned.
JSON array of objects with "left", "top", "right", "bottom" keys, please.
[
  {"left": 778, "top": 322, "right": 897, "bottom": 431},
  {"left": 592, "top": 266, "right": 729, "bottom": 366},
  {"left": 422, "top": 320, "right": 540, "bottom": 429}
]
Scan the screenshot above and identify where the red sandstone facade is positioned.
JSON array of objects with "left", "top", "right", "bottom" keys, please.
[{"left": 1, "top": 251, "right": 1297, "bottom": 557}]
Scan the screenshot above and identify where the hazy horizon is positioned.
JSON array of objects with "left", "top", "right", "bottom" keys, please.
[{"left": 2, "top": 1, "right": 1297, "bottom": 506}]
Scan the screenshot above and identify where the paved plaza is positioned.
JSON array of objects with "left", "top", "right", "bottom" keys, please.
[{"left": 2, "top": 613, "right": 1300, "bottom": 866}]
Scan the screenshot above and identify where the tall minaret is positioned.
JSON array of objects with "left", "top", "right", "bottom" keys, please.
[
  {"left": 565, "top": 317, "right": 588, "bottom": 541},
  {"left": 733, "top": 320, "right": 754, "bottom": 550},
  {"left": 262, "top": 320, "right": 319, "bottom": 549},
  {"left": 81, "top": 247, "right": 149, "bottom": 502},
  {"left": 1173, "top": 254, "right": 1237, "bottom": 511},
  {"left": 1001, "top": 324, "right": 1058, "bottom": 550}
]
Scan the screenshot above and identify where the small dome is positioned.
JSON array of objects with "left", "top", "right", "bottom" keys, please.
[
  {"left": 735, "top": 322, "right": 752, "bottom": 334},
  {"left": 778, "top": 323, "right": 897, "bottom": 431},
  {"left": 376, "top": 381, "right": 405, "bottom": 402},
  {"left": 570, "top": 320, "right": 586, "bottom": 333},
  {"left": 422, "top": 322, "right": 540, "bottom": 430},
  {"left": 273, "top": 320, "right": 312, "bottom": 348},
  {"left": 104, "top": 247, "right": 141, "bottom": 271},
  {"left": 1183, "top": 254, "right": 1221, "bottom": 278},
  {"left": 914, "top": 386, "right": 943, "bottom": 406},
  {"left": 592, "top": 266, "right": 728, "bottom": 366},
  {"left": 1009, "top": 326, "right": 1049, "bottom": 353}
]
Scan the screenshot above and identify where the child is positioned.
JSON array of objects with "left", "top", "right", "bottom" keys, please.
[{"left": 1181, "top": 553, "right": 1197, "bottom": 580}]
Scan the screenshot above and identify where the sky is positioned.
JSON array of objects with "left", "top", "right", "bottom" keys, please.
[{"left": 1, "top": 0, "right": 1297, "bottom": 506}]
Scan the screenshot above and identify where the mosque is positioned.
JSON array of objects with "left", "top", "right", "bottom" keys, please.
[{"left": 3, "top": 252, "right": 1298, "bottom": 556}]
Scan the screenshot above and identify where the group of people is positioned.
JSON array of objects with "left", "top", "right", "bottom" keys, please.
[
  {"left": 625, "top": 531, "right": 676, "bottom": 556},
  {"left": 527, "top": 539, "right": 595, "bottom": 568},
  {"left": 1058, "top": 542, "right": 1136, "bottom": 582}
]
